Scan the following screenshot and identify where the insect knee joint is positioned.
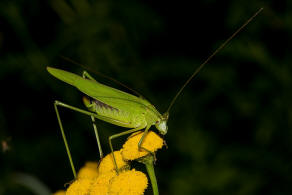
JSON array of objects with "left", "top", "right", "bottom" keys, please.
[{"left": 54, "top": 100, "right": 63, "bottom": 106}]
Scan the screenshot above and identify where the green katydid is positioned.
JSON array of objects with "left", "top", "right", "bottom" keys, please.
[{"left": 48, "top": 8, "right": 263, "bottom": 178}]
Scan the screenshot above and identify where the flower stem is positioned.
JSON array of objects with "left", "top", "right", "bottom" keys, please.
[{"left": 139, "top": 155, "right": 159, "bottom": 195}]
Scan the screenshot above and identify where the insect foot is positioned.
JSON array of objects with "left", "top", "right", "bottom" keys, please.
[
  {"left": 98, "top": 151, "right": 129, "bottom": 174},
  {"left": 120, "top": 131, "right": 164, "bottom": 161},
  {"left": 121, "top": 131, "right": 164, "bottom": 195},
  {"left": 139, "top": 146, "right": 157, "bottom": 163}
]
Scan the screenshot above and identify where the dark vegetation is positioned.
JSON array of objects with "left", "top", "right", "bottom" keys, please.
[{"left": 0, "top": 0, "right": 291, "bottom": 194}]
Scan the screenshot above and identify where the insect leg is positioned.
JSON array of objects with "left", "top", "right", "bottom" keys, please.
[
  {"left": 109, "top": 126, "right": 145, "bottom": 174},
  {"left": 82, "top": 72, "right": 103, "bottom": 158},
  {"left": 54, "top": 102, "right": 77, "bottom": 178},
  {"left": 54, "top": 100, "right": 104, "bottom": 178},
  {"left": 137, "top": 126, "right": 156, "bottom": 160},
  {"left": 90, "top": 116, "right": 103, "bottom": 159}
]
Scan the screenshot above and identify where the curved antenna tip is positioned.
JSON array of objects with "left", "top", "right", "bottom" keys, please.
[{"left": 166, "top": 8, "right": 263, "bottom": 113}]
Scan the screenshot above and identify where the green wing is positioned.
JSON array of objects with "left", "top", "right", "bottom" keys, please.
[
  {"left": 47, "top": 67, "right": 139, "bottom": 101},
  {"left": 47, "top": 67, "right": 159, "bottom": 116}
]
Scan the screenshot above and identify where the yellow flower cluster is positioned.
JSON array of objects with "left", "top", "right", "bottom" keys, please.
[
  {"left": 66, "top": 178, "right": 93, "bottom": 194},
  {"left": 121, "top": 131, "right": 164, "bottom": 160},
  {"left": 109, "top": 169, "right": 148, "bottom": 195},
  {"left": 90, "top": 171, "right": 116, "bottom": 194},
  {"left": 77, "top": 161, "right": 99, "bottom": 179},
  {"left": 53, "top": 130, "right": 163, "bottom": 195},
  {"left": 65, "top": 151, "right": 147, "bottom": 195},
  {"left": 98, "top": 151, "right": 128, "bottom": 174}
]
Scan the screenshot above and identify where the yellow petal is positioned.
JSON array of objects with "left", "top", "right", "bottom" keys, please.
[
  {"left": 84, "top": 161, "right": 98, "bottom": 169},
  {"left": 98, "top": 151, "right": 128, "bottom": 174},
  {"left": 77, "top": 161, "right": 99, "bottom": 179},
  {"left": 109, "top": 169, "right": 148, "bottom": 195},
  {"left": 66, "top": 178, "right": 92, "bottom": 195},
  {"left": 121, "top": 131, "right": 164, "bottom": 160},
  {"left": 89, "top": 171, "right": 116, "bottom": 194}
]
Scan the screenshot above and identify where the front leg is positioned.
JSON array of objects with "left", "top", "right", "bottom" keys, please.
[
  {"left": 137, "top": 126, "right": 156, "bottom": 161},
  {"left": 108, "top": 125, "right": 146, "bottom": 174}
]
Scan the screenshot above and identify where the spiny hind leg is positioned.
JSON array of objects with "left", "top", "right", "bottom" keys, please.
[
  {"left": 54, "top": 101, "right": 78, "bottom": 178},
  {"left": 137, "top": 126, "right": 156, "bottom": 161},
  {"left": 90, "top": 116, "right": 103, "bottom": 159},
  {"left": 109, "top": 126, "right": 145, "bottom": 174},
  {"left": 54, "top": 100, "right": 104, "bottom": 178},
  {"left": 81, "top": 73, "right": 103, "bottom": 159}
]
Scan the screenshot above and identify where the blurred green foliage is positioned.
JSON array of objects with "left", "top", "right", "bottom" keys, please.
[{"left": 0, "top": 0, "right": 291, "bottom": 195}]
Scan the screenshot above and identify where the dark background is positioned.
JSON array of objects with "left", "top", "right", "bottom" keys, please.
[{"left": 0, "top": 0, "right": 291, "bottom": 194}]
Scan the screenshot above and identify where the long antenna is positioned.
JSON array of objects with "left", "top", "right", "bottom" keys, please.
[
  {"left": 60, "top": 55, "right": 144, "bottom": 98},
  {"left": 166, "top": 8, "right": 263, "bottom": 113}
]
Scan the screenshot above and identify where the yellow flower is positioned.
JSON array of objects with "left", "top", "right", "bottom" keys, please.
[
  {"left": 66, "top": 178, "right": 92, "bottom": 195},
  {"left": 89, "top": 184, "right": 108, "bottom": 195},
  {"left": 121, "top": 131, "right": 164, "bottom": 160},
  {"left": 89, "top": 171, "right": 116, "bottom": 194},
  {"left": 108, "top": 169, "right": 148, "bottom": 195},
  {"left": 83, "top": 161, "right": 99, "bottom": 169},
  {"left": 77, "top": 161, "right": 99, "bottom": 179},
  {"left": 98, "top": 151, "right": 128, "bottom": 174},
  {"left": 52, "top": 190, "right": 65, "bottom": 195}
]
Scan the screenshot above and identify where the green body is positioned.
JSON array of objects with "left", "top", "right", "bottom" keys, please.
[
  {"left": 47, "top": 67, "right": 167, "bottom": 132},
  {"left": 48, "top": 66, "right": 169, "bottom": 180},
  {"left": 47, "top": 10, "right": 262, "bottom": 193}
]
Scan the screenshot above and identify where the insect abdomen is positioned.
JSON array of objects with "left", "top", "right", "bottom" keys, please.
[{"left": 90, "top": 98, "right": 145, "bottom": 128}]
